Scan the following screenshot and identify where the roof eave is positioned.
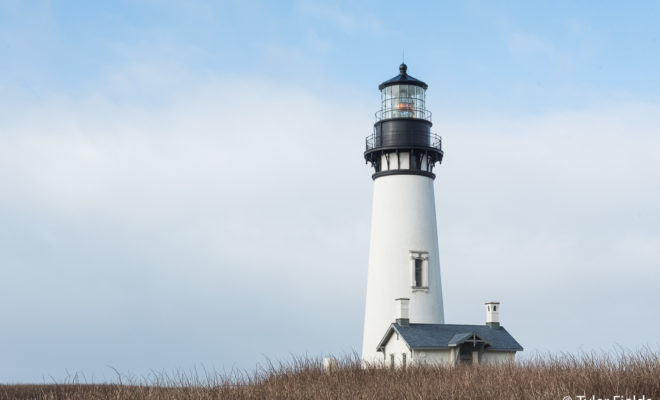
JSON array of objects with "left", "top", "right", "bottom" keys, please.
[
  {"left": 376, "top": 324, "right": 415, "bottom": 353},
  {"left": 410, "top": 346, "right": 451, "bottom": 351},
  {"left": 378, "top": 76, "right": 428, "bottom": 91},
  {"left": 411, "top": 346, "right": 523, "bottom": 352},
  {"left": 375, "top": 324, "right": 399, "bottom": 352},
  {"left": 486, "top": 347, "right": 524, "bottom": 352}
]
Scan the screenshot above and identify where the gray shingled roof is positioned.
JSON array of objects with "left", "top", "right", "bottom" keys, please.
[{"left": 376, "top": 323, "right": 523, "bottom": 352}]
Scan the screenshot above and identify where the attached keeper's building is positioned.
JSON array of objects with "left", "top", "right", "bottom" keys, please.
[{"left": 376, "top": 299, "right": 523, "bottom": 367}]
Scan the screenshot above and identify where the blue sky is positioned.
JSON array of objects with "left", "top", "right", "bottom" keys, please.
[
  {"left": 5, "top": 1, "right": 660, "bottom": 106},
  {"left": 1, "top": 0, "right": 659, "bottom": 383}
]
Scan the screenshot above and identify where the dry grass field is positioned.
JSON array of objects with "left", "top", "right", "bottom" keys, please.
[{"left": 2, "top": 351, "right": 659, "bottom": 400}]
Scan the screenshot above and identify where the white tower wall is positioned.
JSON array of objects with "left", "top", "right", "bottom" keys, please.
[{"left": 361, "top": 173, "right": 444, "bottom": 363}]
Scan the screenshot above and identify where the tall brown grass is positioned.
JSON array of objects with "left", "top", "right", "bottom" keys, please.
[{"left": 2, "top": 351, "right": 659, "bottom": 399}]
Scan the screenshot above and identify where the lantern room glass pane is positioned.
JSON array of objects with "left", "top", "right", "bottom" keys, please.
[
  {"left": 394, "top": 85, "right": 413, "bottom": 118},
  {"left": 391, "top": 86, "right": 399, "bottom": 118},
  {"left": 399, "top": 85, "right": 408, "bottom": 98},
  {"left": 379, "top": 84, "right": 428, "bottom": 121}
]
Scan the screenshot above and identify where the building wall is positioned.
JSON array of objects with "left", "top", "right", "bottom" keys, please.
[
  {"left": 379, "top": 338, "right": 518, "bottom": 367},
  {"left": 481, "top": 351, "right": 516, "bottom": 364},
  {"left": 412, "top": 349, "right": 454, "bottom": 366},
  {"left": 380, "top": 331, "right": 412, "bottom": 368},
  {"left": 414, "top": 349, "right": 515, "bottom": 366},
  {"left": 361, "top": 174, "right": 445, "bottom": 363}
]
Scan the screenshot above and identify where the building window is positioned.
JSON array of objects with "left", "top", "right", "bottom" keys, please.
[
  {"left": 390, "top": 354, "right": 395, "bottom": 369},
  {"left": 410, "top": 251, "right": 429, "bottom": 290},
  {"left": 402, "top": 353, "right": 407, "bottom": 369},
  {"left": 493, "top": 305, "right": 497, "bottom": 311}
]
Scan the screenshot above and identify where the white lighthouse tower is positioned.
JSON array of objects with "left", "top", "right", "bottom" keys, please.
[{"left": 361, "top": 64, "right": 445, "bottom": 363}]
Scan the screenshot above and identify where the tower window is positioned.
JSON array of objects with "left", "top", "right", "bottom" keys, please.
[
  {"left": 493, "top": 305, "right": 497, "bottom": 311},
  {"left": 409, "top": 251, "right": 429, "bottom": 290},
  {"left": 414, "top": 259, "right": 423, "bottom": 287}
]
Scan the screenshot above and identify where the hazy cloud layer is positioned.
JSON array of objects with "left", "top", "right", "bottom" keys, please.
[
  {"left": 1, "top": 0, "right": 660, "bottom": 384},
  {"left": 1, "top": 66, "right": 658, "bottom": 381}
]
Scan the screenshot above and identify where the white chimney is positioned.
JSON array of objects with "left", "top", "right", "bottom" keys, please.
[
  {"left": 395, "top": 298, "right": 410, "bottom": 326},
  {"left": 485, "top": 301, "right": 500, "bottom": 328}
]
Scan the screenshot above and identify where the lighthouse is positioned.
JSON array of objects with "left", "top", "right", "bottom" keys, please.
[{"left": 361, "top": 64, "right": 445, "bottom": 363}]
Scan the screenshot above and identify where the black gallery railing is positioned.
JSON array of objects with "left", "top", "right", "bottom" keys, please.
[{"left": 365, "top": 132, "right": 443, "bottom": 152}]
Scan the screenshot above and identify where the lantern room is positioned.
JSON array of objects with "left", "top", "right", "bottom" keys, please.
[{"left": 377, "top": 63, "right": 430, "bottom": 122}]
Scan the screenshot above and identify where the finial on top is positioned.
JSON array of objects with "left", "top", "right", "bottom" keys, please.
[{"left": 378, "top": 62, "right": 427, "bottom": 90}]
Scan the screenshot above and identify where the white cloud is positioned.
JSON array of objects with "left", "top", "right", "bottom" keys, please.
[
  {"left": 435, "top": 102, "right": 660, "bottom": 353},
  {"left": 0, "top": 65, "right": 374, "bottom": 381},
  {"left": 1, "top": 61, "right": 659, "bottom": 380}
]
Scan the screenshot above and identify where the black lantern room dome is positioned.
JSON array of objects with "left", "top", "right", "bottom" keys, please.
[
  {"left": 364, "top": 64, "right": 443, "bottom": 180},
  {"left": 378, "top": 63, "right": 428, "bottom": 90}
]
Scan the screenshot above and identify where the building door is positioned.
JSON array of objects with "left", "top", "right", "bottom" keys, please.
[{"left": 458, "top": 345, "right": 473, "bottom": 365}]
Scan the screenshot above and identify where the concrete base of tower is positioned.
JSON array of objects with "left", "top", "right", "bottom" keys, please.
[{"left": 361, "top": 173, "right": 444, "bottom": 364}]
